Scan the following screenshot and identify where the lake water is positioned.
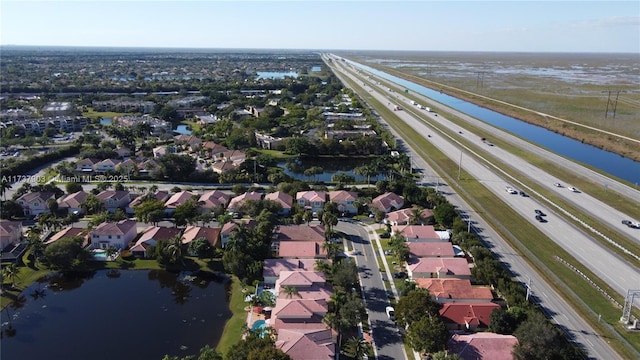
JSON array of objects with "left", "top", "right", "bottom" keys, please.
[
  {"left": 346, "top": 59, "right": 640, "bottom": 184},
  {"left": 278, "top": 158, "right": 382, "bottom": 183},
  {"left": 0, "top": 270, "right": 232, "bottom": 360},
  {"left": 100, "top": 118, "right": 112, "bottom": 125},
  {"left": 256, "top": 71, "right": 299, "bottom": 79}
]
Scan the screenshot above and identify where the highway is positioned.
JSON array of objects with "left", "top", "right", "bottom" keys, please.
[{"left": 326, "top": 54, "right": 631, "bottom": 359}]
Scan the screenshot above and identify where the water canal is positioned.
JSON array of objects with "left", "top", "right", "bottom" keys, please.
[
  {"left": 1, "top": 270, "right": 231, "bottom": 360},
  {"left": 346, "top": 59, "right": 640, "bottom": 185}
]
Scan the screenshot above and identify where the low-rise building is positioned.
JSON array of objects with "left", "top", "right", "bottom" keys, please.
[{"left": 89, "top": 220, "right": 137, "bottom": 250}]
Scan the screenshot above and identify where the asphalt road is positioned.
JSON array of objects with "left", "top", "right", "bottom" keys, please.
[
  {"left": 336, "top": 221, "right": 407, "bottom": 360},
  {"left": 327, "top": 55, "right": 628, "bottom": 359}
]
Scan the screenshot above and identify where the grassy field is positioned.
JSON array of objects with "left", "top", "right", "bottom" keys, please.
[
  {"left": 81, "top": 108, "right": 129, "bottom": 120},
  {"left": 342, "top": 52, "right": 640, "bottom": 162},
  {"left": 341, "top": 71, "right": 640, "bottom": 357}
]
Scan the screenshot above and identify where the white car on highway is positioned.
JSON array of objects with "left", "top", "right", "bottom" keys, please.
[
  {"left": 505, "top": 186, "right": 518, "bottom": 194},
  {"left": 567, "top": 186, "right": 579, "bottom": 192},
  {"left": 385, "top": 306, "right": 395, "bottom": 321}
]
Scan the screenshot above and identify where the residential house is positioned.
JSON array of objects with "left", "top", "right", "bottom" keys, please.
[
  {"left": 211, "top": 161, "right": 237, "bottom": 174},
  {"left": 275, "top": 328, "right": 335, "bottom": 360},
  {"left": 45, "top": 227, "right": 88, "bottom": 246},
  {"left": 75, "top": 158, "right": 98, "bottom": 173},
  {"left": 0, "top": 220, "right": 22, "bottom": 249},
  {"left": 328, "top": 190, "right": 358, "bottom": 215},
  {"left": 262, "top": 259, "right": 323, "bottom": 285},
  {"left": 385, "top": 207, "right": 434, "bottom": 226},
  {"left": 406, "top": 257, "right": 472, "bottom": 279},
  {"left": 173, "top": 134, "right": 202, "bottom": 150},
  {"left": 255, "top": 132, "right": 284, "bottom": 150},
  {"left": 96, "top": 190, "right": 132, "bottom": 213},
  {"left": 129, "top": 226, "right": 182, "bottom": 258},
  {"left": 220, "top": 219, "right": 258, "bottom": 248},
  {"left": 137, "top": 159, "right": 160, "bottom": 177},
  {"left": 296, "top": 191, "right": 327, "bottom": 215},
  {"left": 17, "top": 192, "right": 56, "bottom": 216},
  {"left": 276, "top": 241, "right": 326, "bottom": 259},
  {"left": 414, "top": 278, "right": 494, "bottom": 303},
  {"left": 199, "top": 190, "right": 231, "bottom": 211},
  {"left": 89, "top": 220, "right": 137, "bottom": 250},
  {"left": 200, "top": 141, "right": 228, "bottom": 158},
  {"left": 116, "top": 158, "right": 137, "bottom": 174},
  {"left": 438, "top": 302, "right": 500, "bottom": 331},
  {"left": 164, "top": 191, "right": 198, "bottom": 214},
  {"left": 370, "top": 192, "right": 405, "bottom": 213},
  {"left": 182, "top": 226, "right": 221, "bottom": 248},
  {"left": 448, "top": 333, "right": 518, "bottom": 360},
  {"left": 271, "top": 225, "right": 325, "bottom": 254},
  {"left": 264, "top": 191, "right": 293, "bottom": 216},
  {"left": 407, "top": 242, "right": 455, "bottom": 258},
  {"left": 94, "top": 159, "right": 121, "bottom": 173},
  {"left": 227, "top": 191, "right": 263, "bottom": 210},
  {"left": 127, "top": 190, "right": 170, "bottom": 214},
  {"left": 57, "top": 191, "right": 88, "bottom": 215},
  {"left": 392, "top": 225, "right": 446, "bottom": 242},
  {"left": 152, "top": 145, "right": 177, "bottom": 158}
]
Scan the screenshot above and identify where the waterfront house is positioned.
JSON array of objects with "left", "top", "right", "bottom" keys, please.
[{"left": 89, "top": 219, "right": 137, "bottom": 250}]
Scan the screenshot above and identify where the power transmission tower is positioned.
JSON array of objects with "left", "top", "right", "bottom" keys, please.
[
  {"left": 604, "top": 90, "right": 624, "bottom": 118},
  {"left": 620, "top": 289, "right": 640, "bottom": 324}
]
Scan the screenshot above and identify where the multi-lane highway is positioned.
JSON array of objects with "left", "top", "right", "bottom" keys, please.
[{"left": 325, "top": 54, "right": 634, "bottom": 359}]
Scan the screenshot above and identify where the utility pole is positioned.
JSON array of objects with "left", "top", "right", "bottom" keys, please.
[
  {"left": 604, "top": 90, "right": 624, "bottom": 118},
  {"left": 526, "top": 277, "right": 532, "bottom": 301}
]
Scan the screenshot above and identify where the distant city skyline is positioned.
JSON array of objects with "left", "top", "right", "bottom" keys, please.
[{"left": 1, "top": 1, "right": 638, "bottom": 53}]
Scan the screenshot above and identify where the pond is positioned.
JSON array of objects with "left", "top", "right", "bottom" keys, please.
[
  {"left": 174, "top": 124, "right": 192, "bottom": 135},
  {"left": 1, "top": 269, "right": 232, "bottom": 360},
  {"left": 256, "top": 71, "right": 299, "bottom": 80},
  {"left": 277, "top": 157, "right": 383, "bottom": 183},
  {"left": 99, "top": 118, "right": 112, "bottom": 125}
]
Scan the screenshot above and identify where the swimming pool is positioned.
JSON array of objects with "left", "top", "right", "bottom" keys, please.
[
  {"left": 92, "top": 249, "right": 108, "bottom": 261},
  {"left": 252, "top": 320, "right": 267, "bottom": 337}
]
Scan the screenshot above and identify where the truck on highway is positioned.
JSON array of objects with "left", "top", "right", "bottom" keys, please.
[{"left": 410, "top": 100, "right": 416, "bottom": 105}]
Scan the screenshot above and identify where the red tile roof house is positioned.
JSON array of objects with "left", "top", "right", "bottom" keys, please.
[
  {"left": 264, "top": 191, "right": 293, "bottom": 216},
  {"left": 271, "top": 225, "right": 326, "bottom": 254},
  {"left": 277, "top": 241, "right": 327, "bottom": 259},
  {"left": 57, "top": 191, "right": 88, "bottom": 215},
  {"left": 127, "top": 190, "right": 170, "bottom": 215},
  {"left": 220, "top": 219, "right": 258, "bottom": 248},
  {"left": 89, "top": 219, "right": 137, "bottom": 250},
  {"left": 227, "top": 191, "right": 264, "bottom": 210},
  {"left": 274, "top": 271, "right": 329, "bottom": 299},
  {"left": 96, "top": 190, "right": 132, "bottom": 214},
  {"left": 94, "top": 158, "right": 121, "bottom": 173},
  {"left": 45, "top": 227, "right": 89, "bottom": 246},
  {"left": 414, "top": 278, "right": 494, "bottom": 303},
  {"left": 407, "top": 257, "right": 472, "bottom": 279},
  {"left": 392, "top": 224, "right": 447, "bottom": 242},
  {"left": 328, "top": 190, "right": 358, "bottom": 215},
  {"left": 75, "top": 158, "right": 99, "bottom": 173},
  {"left": 200, "top": 141, "right": 228, "bottom": 159},
  {"left": 438, "top": 302, "right": 501, "bottom": 331},
  {"left": 198, "top": 190, "right": 231, "bottom": 211},
  {"left": 164, "top": 191, "right": 198, "bottom": 215},
  {"left": 370, "top": 192, "right": 405, "bottom": 213},
  {"left": 271, "top": 298, "right": 330, "bottom": 333},
  {"left": 385, "top": 207, "right": 434, "bottom": 226},
  {"left": 211, "top": 161, "right": 237, "bottom": 174},
  {"left": 16, "top": 192, "right": 56, "bottom": 216},
  {"left": 407, "top": 242, "right": 456, "bottom": 258},
  {"left": 262, "top": 259, "right": 324, "bottom": 285},
  {"left": 448, "top": 332, "right": 518, "bottom": 360},
  {"left": 275, "top": 328, "right": 336, "bottom": 360},
  {"left": 129, "top": 226, "right": 182, "bottom": 258},
  {"left": 0, "top": 220, "right": 23, "bottom": 249},
  {"left": 181, "top": 225, "right": 221, "bottom": 248},
  {"left": 296, "top": 191, "right": 327, "bottom": 214}
]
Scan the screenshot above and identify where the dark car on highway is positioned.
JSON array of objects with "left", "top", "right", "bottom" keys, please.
[
  {"left": 535, "top": 215, "right": 547, "bottom": 223},
  {"left": 534, "top": 209, "right": 546, "bottom": 216}
]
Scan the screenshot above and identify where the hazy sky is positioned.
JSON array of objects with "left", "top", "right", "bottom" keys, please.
[{"left": 1, "top": 1, "right": 638, "bottom": 53}]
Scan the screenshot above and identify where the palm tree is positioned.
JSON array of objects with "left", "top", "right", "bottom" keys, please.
[
  {"left": 409, "top": 207, "right": 426, "bottom": 225},
  {"left": 165, "top": 235, "right": 185, "bottom": 266},
  {"left": 0, "top": 178, "right": 12, "bottom": 201},
  {"left": 342, "top": 336, "right": 371, "bottom": 360},
  {"left": 1, "top": 263, "right": 20, "bottom": 288},
  {"left": 282, "top": 285, "right": 300, "bottom": 299}
]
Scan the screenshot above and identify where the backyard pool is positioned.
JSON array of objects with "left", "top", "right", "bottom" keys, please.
[{"left": 252, "top": 319, "right": 267, "bottom": 337}]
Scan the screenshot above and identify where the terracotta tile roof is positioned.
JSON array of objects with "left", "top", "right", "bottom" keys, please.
[
  {"left": 199, "top": 190, "right": 231, "bottom": 209},
  {"left": 273, "top": 298, "right": 328, "bottom": 319},
  {"left": 407, "top": 257, "right": 471, "bottom": 277},
  {"left": 448, "top": 332, "right": 518, "bottom": 360},
  {"left": 386, "top": 207, "right": 434, "bottom": 224},
  {"left": 138, "top": 226, "right": 182, "bottom": 243},
  {"left": 58, "top": 191, "right": 88, "bottom": 208},
  {"left": 45, "top": 227, "right": 87, "bottom": 245},
  {"left": 328, "top": 190, "right": 357, "bottom": 202},
  {"left": 17, "top": 192, "right": 56, "bottom": 203},
  {"left": 278, "top": 241, "right": 326, "bottom": 258},
  {"left": 370, "top": 192, "right": 404, "bottom": 212},
  {"left": 182, "top": 226, "right": 221, "bottom": 247},
  {"left": 276, "top": 285, "right": 333, "bottom": 301},
  {"left": 91, "top": 220, "right": 137, "bottom": 236},
  {"left": 439, "top": 302, "right": 500, "bottom": 327},
  {"left": 0, "top": 220, "right": 22, "bottom": 238},
  {"left": 414, "top": 278, "right": 493, "bottom": 301},
  {"left": 274, "top": 225, "right": 325, "bottom": 242},
  {"left": 276, "top": 271, "right": 326, "bottom": 290},
  {"left": 407, "top": 242, "right": 455, "bottom": 257},
  {"left": 264, "top": 191, "right": 293, "bottom": 209},
  {"left": 392, "top": 224, "right": 441, "bottom": 240},
  {"left": 275, "top": 328, "right": 335, "bottom": 360},
  {"left": 263, "top": 259, "right": 323, "bottom": 279},
  {"left": 296, "top": 191, "right": 327, "bottom": 203},
  {"left": 164, "top": 191, "right": 197, "bottom": 209},
  {"left": 96, "top": 190, "right": 130, "bottom": 202},
  {"left": 228, "top": 191, "right": 263, "bottom": 209}
]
